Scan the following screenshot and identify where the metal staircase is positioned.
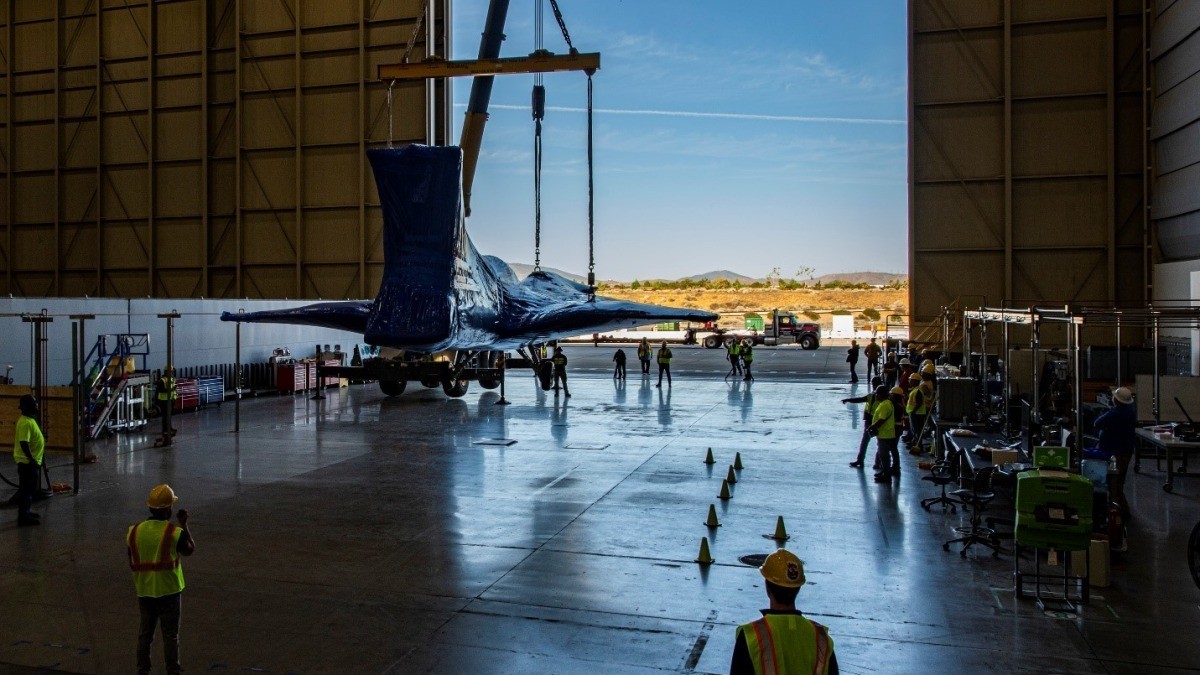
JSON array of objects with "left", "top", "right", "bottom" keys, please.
[{"left": 80, "top": 334, "right": 150, "bottom": 439}]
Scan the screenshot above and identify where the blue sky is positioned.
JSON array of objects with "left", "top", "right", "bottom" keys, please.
[{"left": 451, "top": 1, "right": 907, "bottom": 281}]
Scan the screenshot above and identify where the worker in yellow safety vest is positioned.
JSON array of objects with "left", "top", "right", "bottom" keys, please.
[
  {"left": 13, "top": 394, "right": 44, "bottom": 527},
  {"left": 871, "top": 386, "right": 903, "bottom": 482},
  {"left": 155, "top": 367, "right": 178, "bottom": 441},
  {"left": 843, "top": 376, "right": 884, "bottom": 469},
  {"left": 128, "top": 484, "right": 195, "bottom": 675},
  {"left": 908, "top": 371, "right": 937, "bottom": 453},
  {"left": 637, "top": 338, "right": 652, "bottom": 375},
  {"left": 725, "top": 339, "right": 742, "bottom": 378},
  {"left": 730, "top": 549, "right": 838, "bottom": 675},
  {"left": 655, "top": 341, "right": 672, "bottom": 388},
  {"left": 551, "top": 346, "right": 571, "bottom": 397}
]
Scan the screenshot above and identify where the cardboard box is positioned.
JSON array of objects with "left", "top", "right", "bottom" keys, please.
[{"left": 991, "top": 449, "right": 1020, "bottom": 466}]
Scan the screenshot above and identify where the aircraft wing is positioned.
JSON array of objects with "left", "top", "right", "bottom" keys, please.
[
  {"left": 220, "top": 301, "right": 374, "bottom": 334},
  {"left": 481, "top": 270, "right": 718, "bottom": 349}
]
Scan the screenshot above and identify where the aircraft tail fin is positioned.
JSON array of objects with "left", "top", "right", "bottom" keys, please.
[{"left": 365, "top": 145, "right": 465, "bottom": 347}]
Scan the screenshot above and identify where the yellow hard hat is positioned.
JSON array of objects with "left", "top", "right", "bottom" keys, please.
[
  {"left": 147, "top": 484, "right": 179, "bottom": 509},
  {"left": 908, "top": 373, "right": 921, "bottom": 382},
  {"left": 759, "top": 549, "right": 805, "bottom": 588},
  {"left": 890, "top": 386, "right": 904, "bottom": 396},
  {"left": 922, "top": 363, "right": 936, "bottom": 375}
]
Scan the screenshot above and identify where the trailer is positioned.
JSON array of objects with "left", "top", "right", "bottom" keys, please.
[
  {"left": 699, "top": 310, "right": 821, "bottom": 350},
  {"left": 316, "top": 349, "right": 554, "bottom": 398}
]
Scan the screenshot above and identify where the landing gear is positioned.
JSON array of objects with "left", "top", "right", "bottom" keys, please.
[
  {"left": 442, "top": 375, "right": 470, "bottom": 397},
  {"left": 536, "top": 361, "right": 553, "bottom": 391}
]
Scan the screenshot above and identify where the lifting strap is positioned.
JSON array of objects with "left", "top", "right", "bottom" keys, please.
[
  {"left": 388, "top": 0, "right": 430, "bottom": 148},
  {"left": 548, "top": 0, "right": 577, "bottom": 53},
  {"left": 586, "top": 71, "right": 595, "bottom": 299},
  {"left": 530, "top": 0, "right": 597, "bottom": 296},
  {"left": 532, "top": 0, "right": 545, "bottom": 272}
]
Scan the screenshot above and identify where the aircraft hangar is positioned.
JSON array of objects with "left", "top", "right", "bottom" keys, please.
[{"left": 0, "top": 1, "right": 1198, "bottom": 673}]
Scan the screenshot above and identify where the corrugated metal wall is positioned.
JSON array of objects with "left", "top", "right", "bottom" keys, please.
[
  {"left": 1151, "top": 0, "right": 1200, "bottom": 264},
  {"left": 909, "top": 0, "right": 1150, "bottom": 333},
  {"left": 0, "top": 297, "right": 364, "bottom": 386},
  {"left": 0, "top": 0, "right": 449, "bottom": 300}
]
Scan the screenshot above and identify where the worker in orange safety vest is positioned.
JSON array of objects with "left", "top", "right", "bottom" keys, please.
[
  {"left": 128, "top": 484, "right": 196, "bottom": 675},
  {"left": 730, "top": 549, "right": 838, "bottom": 674}
]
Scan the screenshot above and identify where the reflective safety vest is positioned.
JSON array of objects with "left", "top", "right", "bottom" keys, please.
[
  {"left": 127, "top": 519, "right": 185, "bottom": 598},
  {"left": 551, "top": 355, "right": 567, "bottom": 369},
  {"left": 737, "top": 613, "right": 834, "bottom": 675},
  {"left": 638, "top": 344, "right": 651, "bottom": 359},
  {"left": 921, "top": 382, "right": 936, "bottom": 411},
  {"left": 742, "top": 345, "right": 754, "bottom": 363},
  {"left": 156, "top": 376, "right": 177, "bottom": 402},
  {"left": 726, "top": 341, "right": 740, "bottom": 357},
  {"left": 912, "top": 381, "right": 931, "bottom": 413},
  {"left": 13, "top": 415, "right": 45, "bottom": 465},
  {"left": 907, "top": 387, "right": 926, "bottom": 416},
  {"left": 872, "top": 399, "right": 897, "bottom": 439},
  {"left": 863, "top": 393, "right": 877, "bottom": 421},
  {"left": 657, "top": 348, "right": 672, "bottom": 364}
]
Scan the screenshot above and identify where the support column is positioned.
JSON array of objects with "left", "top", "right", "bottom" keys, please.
[
  {"left": 69, "top": 313, "right": 93, "bottom": 494},
  {"left": 1072, "top": 318, "right": 1083, "bottom": 466},
  {"left": 156, "top": 310, "right": 180, "bottom": 446},
  {"left": 234, "top": 310, "right": 241, "bottom": 433}
]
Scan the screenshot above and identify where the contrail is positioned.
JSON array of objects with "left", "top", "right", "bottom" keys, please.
[{"left": 462, "top": 103, "right": 905, "bottom": 126}]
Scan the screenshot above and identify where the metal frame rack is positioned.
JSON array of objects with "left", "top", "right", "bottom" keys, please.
[{"left": 960, "top": 303, "right": 1200, "bottom": 466}]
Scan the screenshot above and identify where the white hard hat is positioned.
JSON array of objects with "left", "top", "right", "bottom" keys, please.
[{"left": 1113, "top": 387, "right": 1133, "bottom": 405}]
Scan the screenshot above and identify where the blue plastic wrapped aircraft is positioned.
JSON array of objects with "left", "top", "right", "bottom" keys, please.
[{"left": 221, "top": 144, "right": 716, "bottom": 397}]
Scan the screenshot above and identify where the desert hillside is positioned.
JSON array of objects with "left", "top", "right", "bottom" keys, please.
[{"left": 599, "top": 287, "right": 908, "bottom": 317}]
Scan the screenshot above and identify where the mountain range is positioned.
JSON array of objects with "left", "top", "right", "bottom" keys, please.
[{"left": 508, "top": 264, "right": 906, "bottom": 286}]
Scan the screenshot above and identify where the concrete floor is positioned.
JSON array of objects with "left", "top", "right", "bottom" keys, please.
[{"left": 2, "top": 346, "right": 1198, "bottom": 674}]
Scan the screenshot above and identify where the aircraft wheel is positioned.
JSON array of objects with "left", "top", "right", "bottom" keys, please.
[
  {"left": 379, "top": 379, "right": 406, "bottom": 397},
  {"left": 442, "top": 376, "right": 470, "bottom": 397},
  {"left": 537, "top": 361, "right": 553, "bottom": 390},
  {"left": 799, "top": 335, "right": 819, "bottom": 350},
  {"left": 478, "top": 376, "right": 501, "bottom": 390},
  {"left": 703, "top": 335, "right": 720, "bottom": 349}
]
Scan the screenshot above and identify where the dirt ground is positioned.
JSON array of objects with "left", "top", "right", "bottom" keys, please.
[{"left": 599, "top": 287, "right": 908, "bottom": 319}]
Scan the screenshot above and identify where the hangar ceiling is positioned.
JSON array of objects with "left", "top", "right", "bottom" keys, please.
[
  {"left": 0, "top": 0, "right": 450, "bottom": 300},
  {"left": 909, "top": 0, "right": 1150, "bottom": 332}
]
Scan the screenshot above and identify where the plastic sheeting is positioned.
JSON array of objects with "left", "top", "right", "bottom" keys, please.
[{"left": 223, "top": 145, "right": 716, "bottom": 352}]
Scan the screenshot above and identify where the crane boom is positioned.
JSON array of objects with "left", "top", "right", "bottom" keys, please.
[{"left": 377, "top": 0, "right": 598, "bottom": 217}]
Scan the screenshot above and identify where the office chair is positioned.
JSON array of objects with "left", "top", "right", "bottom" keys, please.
[
  {"left": 922, "top": 446, "right": 961, "bottom": 513},
  {"left": 944, "top": 466, "right": 1003, "bottom": 558}
]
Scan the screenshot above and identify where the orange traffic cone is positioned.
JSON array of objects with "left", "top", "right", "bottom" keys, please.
[
  {"left": 734, "top": 452, "right": 744, "bottom": 471},
  {"left": 718, "top": 479, "right": 731, "bottom": 501},
  {"left": 763, "top": 516, "right": 790, "bottom": 541},
  {"left": 704, "top": 447, "right": 715, "bottom": 465},
  {"left": 704, "top": 503, "right": 721, "bottom": 528},
  {"left": 726, "top": 465, "right": 738, "bottom": 485},
  {"left": 695, "top": 536, "right": 714, "bottom": 565}
]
